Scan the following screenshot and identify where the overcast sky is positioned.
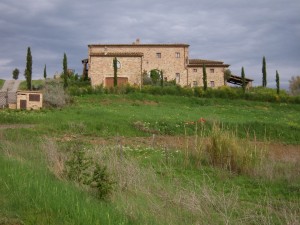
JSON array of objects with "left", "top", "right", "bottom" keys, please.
[{"left": 0, "top": 0, "right": 299, "bottom": 89}]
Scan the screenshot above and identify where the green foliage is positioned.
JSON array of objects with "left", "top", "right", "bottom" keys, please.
[
  {"left": 12, "top": 68, "right": 19, "bottom": 80},
  {"left": 202, "top": 64, "right": 207, "bottom": 90},
  {"left": 150, "top": 69, "right": 160, "bottom": 84},
  {"left": 66, "top": 147, "right": 92, "bottom": 184},
  {"left": 63, "top": 53, "right": 68, "bottom": 88},
  {"left": 241, "top": 67, "right": 246, "bottom": 93},
  {"left": 276, "top": 70, "right": 280, "bottom": 95},
  {"left": 65, "top": 146, "right": 114, "bottom": 200},
  {"left": 289, "top": 76, "right": 300, "bottom": 96},
  {"left": 113, "top": 57, "right": 118, "bottom": 87},
  {"left": 44, "top": 64, "right": 47, "bottom": 79},
  {"left": 160, "top": 70, "right": 164, "bottom": 87},
  {"left": 262, "top": 56, "right": 267, "bottom": 87},
  {"left": 0, "top": 79, "right": 4, "bottom": 89},
  {"left": 24, "top": 47, "right": 32, "bottom": 90},
  {"left": 91, "top": 163, "right": 114, "bottom": 200},
  {"left": 224, "top": 69, "right": 232, "bottom": 85}
]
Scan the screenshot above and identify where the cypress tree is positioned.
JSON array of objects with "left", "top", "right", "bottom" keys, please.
[
  {"left": 63, "top": 53, "right": 68, "bottom": 88},
  {"left": 44, "top": 64, "right": 47, "bottom": 79},
  {"left": 202, "top": 64, "right": 207, "bottom": 91},
  {"left": 160, "top": 70, "right": 164, "bottom": 87},
  {"left": 262, "top": 56, "right": 267, "bottom": 87},
  {"left": 241, "top": 67, "right": 246, "bottom": 93},
  {"left": 24, "top": 47, "right": 32, "bottom": 90},
  {"left": 113, "top": 57, "right": 118, "bottom": 87},
  {"left": 276, "top": 70, "right": 280, "bottom": 95}
]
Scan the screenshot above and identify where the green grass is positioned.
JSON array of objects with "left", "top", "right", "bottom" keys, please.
[
  {"left": 0, "top": 79, "right": 4, "bottom": 89},
  {"left": 0, "top": 93, "right": 299, "bottom": 224},
  {"left": 1, "top": 93, "right": 299, "bottom": 143},
  {"left": 19, "top": 79, "right": 45, "bottom": 90}
]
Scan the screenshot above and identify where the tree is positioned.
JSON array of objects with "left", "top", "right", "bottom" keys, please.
[
  {"left": 24, "top": 47, "right": 32, "bottom": 90},
  {"left": 44, "top": 64, "right": 47, "bottom": 79},
  {"left": 160, "top": 70, "right": 164, "bottom": 87},
  {"left": 276, "top": 70, "right": 280, "bottom": 95},
  {"left": 241, "top": 67, "right": 246, "bottom": 93},
  {"left": 113, "top": 57, "right": 118, "bottom": 87},
  {"left": 202, "top": 64, "right": 207, "bottom": 91},
  {"left": 289, "top": 76, "right": 300, "bottom": 96},
  {"left": 12, "top": 68, "right": 19, "bottom": 80},
  {"left": 262, "top": 56, "right": 267, "bottom": 87},
  {"left": 63, "top": 53, "right": 68, "bottom": 88},
  {"left": 150, "top": 70, "right": 160, "bottom": 85},
  {"left": 224, "top": 69, "right": 232, "bottom": 85}
]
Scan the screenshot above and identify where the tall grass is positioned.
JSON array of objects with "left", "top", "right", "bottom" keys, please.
[{"left": 0, "top": 130, "right": 132, "bottom": 225}]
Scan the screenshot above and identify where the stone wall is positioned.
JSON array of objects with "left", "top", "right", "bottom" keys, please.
[
  {"left": 90, "top": 55, "right": 142, "bottom": 87},
  {"left": 89, "top": 45, "right": 189, "bottom": 87},
  {"left": 188, "top": 66, "right": 226, "bottom": 88},
  {"left": 88, "top": 43, "right": 227, "bottom": 88}
]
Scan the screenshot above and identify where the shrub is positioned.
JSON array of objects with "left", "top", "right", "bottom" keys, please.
[
  {"left": 43, "top": 80, "right": 70, "bottom": 107},
  {"left": 65, "top": 146, "right": 114, "bottom": 200},
  {"left": 91, "top": 163, "right": 114, "bottom": 200}
]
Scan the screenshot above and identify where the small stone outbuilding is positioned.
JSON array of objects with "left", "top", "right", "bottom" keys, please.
[{"left": 17, "top": 91, "right": 43, "bottom": 110}]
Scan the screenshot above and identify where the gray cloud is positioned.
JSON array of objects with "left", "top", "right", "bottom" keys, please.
[{"left": 0, "top": 0, "right": 299, "bottom": 89}]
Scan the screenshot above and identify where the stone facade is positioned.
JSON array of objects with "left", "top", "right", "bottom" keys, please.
[
  {"left": 87, "top": 39, "right": 229, "bottom": 88},
  {"left": 17, "top": 91, "right": 43, "bottom": 110}
]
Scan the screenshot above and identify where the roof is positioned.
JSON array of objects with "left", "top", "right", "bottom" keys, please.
[
  {"left": 89, "top": 43, "right": 189, "bottom": 48},
  {"left": 90, "top": 52, "right": 144, "bottom": 57},
  {"left": 227, "top": 74, "right": 253, "bottom": 86},
  {"left": 188, "top": 59, "right": 230, "bottom": 67}
]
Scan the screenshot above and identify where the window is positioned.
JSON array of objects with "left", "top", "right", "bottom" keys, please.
[
  {"left": 156, "top": 53, "right": 161, "bottom": 58},
  {"left": 176, "top": 52, "right": 180, "bottom": 58},
  {"left": 193, "top": 69, "right": 197, "bottom": 72},
  {"left": 176, "top": 73, "right": 180, "bottom": 84},
  {"left": 193, "top": 81, "right": 198, "bottom": 87},
  {"left": 210, "top": 81, "right": 215, "bottom": 87},
  {"left": 210, "top": 68, "right": 214, "bottom": 73},
  {"left": 29, "top": 94, "right": 40, "bottom": 102}
]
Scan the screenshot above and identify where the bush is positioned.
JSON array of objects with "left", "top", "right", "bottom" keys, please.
[
  {"left": 65, "top": 146, "right": 114, "bottom": 200},
  {"left": 43, "top": 80, "right": 70, "bottom": 107}
]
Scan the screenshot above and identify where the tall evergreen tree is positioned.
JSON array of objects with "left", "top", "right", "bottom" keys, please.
[
  {"left": 241, "top": 67, "right": 246, "bottom": 93},
  {"left": 113, "top": 57, "right": 118, "bottom": 87},
  {"left": 12, "top": 68, "right": 19, "bottom": 80},
  {"left": 202, "top": 64, "right": 207, "bottom": 91},
  {"left": 63, "top": 53, "right": 68, "bottom": 88},
  {"left": 44, "top": 64, "right": 47, "bottom": 79},
  {"left": 276, "top": 70, "right": 280, "bottom": 95},
  {"left": 160, "top": 70, "right": 164, "bottom": 87},
  {"left": 24, "top": 47, "right": 32, "bottom": 90},
  {"left": 262, "top": 56, "right": 267, "bottom": 87}
]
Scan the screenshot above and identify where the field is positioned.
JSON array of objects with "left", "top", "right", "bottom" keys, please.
[{"left": 0, "top": 93, "right": 299, "bottom": 224}]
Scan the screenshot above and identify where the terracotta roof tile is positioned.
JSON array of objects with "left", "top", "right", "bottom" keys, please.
[
  {"left": 89, "top": 43, "right": 189, "bottom": 47},
  {"left": 188, "top": 59, "right": 229, "bottom": 67},
  {"left": 90, "top": 52, "right": 144, "bottom": 57}
]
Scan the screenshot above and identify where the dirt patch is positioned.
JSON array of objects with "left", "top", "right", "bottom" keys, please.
[
  {"left": 268, "top": 143, "right": 300, "bottom": 163},
  {"left": 0, "top": 124, "right": 35, "bottom": 129}
]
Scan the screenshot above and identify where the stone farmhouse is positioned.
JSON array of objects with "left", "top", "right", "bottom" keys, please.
[{"left": 85, "top": 39, "right": 229, "bottom": 88}]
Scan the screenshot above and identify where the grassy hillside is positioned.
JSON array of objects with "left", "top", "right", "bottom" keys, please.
[
  {"left": 0, "top": 79, "right": 4, "bottom": 89},
  {"left": 0, "top": 94, "right": 299, "bottom": 224},
  {"left": 1, "top": 93, "right": 299, "bottom": 143}
]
